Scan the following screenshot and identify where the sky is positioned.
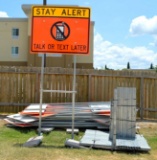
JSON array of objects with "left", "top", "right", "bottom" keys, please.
[{"left": 1, "top": 0, "right": 157, "bottom": 70}]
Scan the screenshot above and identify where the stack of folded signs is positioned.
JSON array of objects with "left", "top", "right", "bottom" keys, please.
[{"left": 4, "top": 102, "right": 111, "bottom": 129}]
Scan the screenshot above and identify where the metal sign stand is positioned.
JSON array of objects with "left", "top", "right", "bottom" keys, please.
[
  {"left": 38, "top": 54, "right": 44, "bottom": 135},
  {"left": 38, "top": 55, "right": 77, "bottom": 139},
  {"left": 72, "top": 55, "right": 76, "bottom": 139},
  {"left": 24, "top": 1, "right": 82, "bottom": 147},
  {"left": 37, "top": 0, "right": 78, "bottom": 140}
]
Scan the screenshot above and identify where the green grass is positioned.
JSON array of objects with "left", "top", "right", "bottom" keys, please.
[{"left": 0, "top": 120, "right": 157, "bottom": 160}]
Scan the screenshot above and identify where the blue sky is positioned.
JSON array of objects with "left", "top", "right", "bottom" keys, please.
[{"left": 1, "top": 0, "right": 157, "bottom": 69}]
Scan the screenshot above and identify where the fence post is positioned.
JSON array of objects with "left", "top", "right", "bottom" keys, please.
[
  {"left": 140, "top": 76, "right": 144, "bottom": 120},
  {"left": 88, "top": 74, "right": 91, "bottom": 101},
  {"left": 35, "top": 73, "right": 40, "bottom": 103}
]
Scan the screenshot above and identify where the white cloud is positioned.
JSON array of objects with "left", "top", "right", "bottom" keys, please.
[
  {"left": 0, "top": 11, "right": 9, "bottom": 17},
  {"left": 94, "top": 32, "right": 157, "bottom": 70},
  {"left": 129, "top": 16, "right": 157, "bottom": 36}
]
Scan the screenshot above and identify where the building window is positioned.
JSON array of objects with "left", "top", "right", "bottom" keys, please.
[
  {"left": 11, "top": 47, "right": 19, "bottom": 56},
  {"left": 12, "top": 28, "right": 19, "bottom": 38}
]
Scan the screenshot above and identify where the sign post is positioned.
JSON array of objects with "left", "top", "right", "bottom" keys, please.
[
  {"left": 38, "top": 0, "right": 47, "bottom": 136},
  {"left": 72, "top": 55, "right": 76, "bottom": 139},
  {"left": 38, "top": 54, "right": 44, "bottom": 135},
  {"left": 43, "top": 0, "right": 47, "bottom": 67}
]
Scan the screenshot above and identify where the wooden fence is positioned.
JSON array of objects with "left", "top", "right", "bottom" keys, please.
[{"left": 0, "top": 66, "right": 157, "bottom": 120}]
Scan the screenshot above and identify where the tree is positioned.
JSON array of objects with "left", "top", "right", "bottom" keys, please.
[
  {"left": 149, "top": 63, "right": 154, "bottom": 69},
  {"left": 127, "top": 62, "right": 131, "bottom": 69},
  {"left": 105, "top": 65, "right": 109, "bottom": 70},
  {"left": 154, "top": 65, "right": 157, "bottom": 72},
  {"left": 100, "top": 65, "right": 113, "bottom": 70}
]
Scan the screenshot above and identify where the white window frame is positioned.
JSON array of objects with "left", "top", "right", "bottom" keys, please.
[
  {"left": 12, "top": 28, "right": 19, "bottom": 39},
  {"left": 11, "top": 46, "right": 19, "bottom": 57}
]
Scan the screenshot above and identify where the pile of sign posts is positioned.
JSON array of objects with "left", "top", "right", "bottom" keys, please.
[
  {"left": 5, "top": 88, "right": 151, "bottom": 152},
  {"left": 4, "top": 102, "right": 111, "bottom": 130},
  {"left": 66, "top": 87, "right": 151, "bottom": 152}
]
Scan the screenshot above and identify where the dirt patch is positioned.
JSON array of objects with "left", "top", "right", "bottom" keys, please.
[{"left": 137, "top": 121, "right": 157, "bottom": 129}]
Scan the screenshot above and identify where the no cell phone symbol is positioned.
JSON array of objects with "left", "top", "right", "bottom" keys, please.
[{"left": 50, "top": 21, "right": 70, "bottom": 41}]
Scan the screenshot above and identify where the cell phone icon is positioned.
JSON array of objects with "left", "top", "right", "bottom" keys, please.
[{"left": 51, "top": 21, "right": 70, "bottom": 41}]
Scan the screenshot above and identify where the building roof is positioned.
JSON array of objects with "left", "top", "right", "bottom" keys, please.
[{"left": 0, "top": 18, "right": 27, "bottom": 22}]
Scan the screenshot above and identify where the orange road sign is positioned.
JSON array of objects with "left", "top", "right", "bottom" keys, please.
[{"left": 31, "top": 6, "right": 90, "bottom": 55}]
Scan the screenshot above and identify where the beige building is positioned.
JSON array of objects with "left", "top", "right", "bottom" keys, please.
[{"left": 0, "top": 4, "right": 94, "bottom": 68}]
